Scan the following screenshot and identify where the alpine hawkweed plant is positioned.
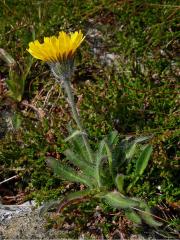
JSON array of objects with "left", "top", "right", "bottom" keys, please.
[
  {"left": 28, "top": 31, "right": 162, "bottom": 228},
  {"left": 28, "top": 31, "right": 93, "bottom": 162}
]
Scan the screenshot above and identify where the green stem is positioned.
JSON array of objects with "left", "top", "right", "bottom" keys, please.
[{"left": 63, "top": 79, "right": 93, "bottom": 163}]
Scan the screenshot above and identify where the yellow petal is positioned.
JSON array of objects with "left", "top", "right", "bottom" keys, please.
[{"left": 27, "top": 30, "right": 85, "bottom": 62}]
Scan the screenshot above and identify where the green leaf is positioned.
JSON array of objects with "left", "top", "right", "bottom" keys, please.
[
  {"left": 110, "top": 142, "right": 125, "bottom": 171},
  {"left": 56, "top": 189, "right": 95, "bottom": 214},
  {"left": 95, "top": 140, "right": 106, "bottom": 187},
  {"left": 65, "top": 130, "right": 86, "bottom": 142},
  {"left": 103, "top": 191, "right": 140, "bottom": 209},
  {"left": 40, "top": 190, "right": 96, "bottom": 216},
  {"left": 106, "top": 130, "right": 119, "bottom": 146},
  {"left": 6, "top": 76, "right": 23, "bottom": 102},
  {"left": 0, "top": 48, "right": 16, "bottom": 66},
  {"left": 46, "top": 157, "right": 93, "bottom": 188},
  {"left": 133, "top": 136, "right": 150, "bottom": 144},
  {"left": 64, "top": 149, "right": 95, "bottom": 178},
  {"left": 39, "top": 199, "right": 62, "bottom": 216},
  {"left": 115, "top": 174, "right": 125, "bottom": 193},
  {"left": 125, "top": 136, "right": 150, "bottom": 160},
  {"left": 135, "top": 145, "right": 153, "bottom": 176},
  {"left": 125, "top": 210, "right": 142, "bottom": 224},
  {"left": 125, "top": 142, "right": 137, "bottom": 159},
  {"left": 12, "top": 113, "right": 21, "bottom": 129},
  {"left": 64, "top": 189, "right": 94, "bottom": 201},
  {"left": 22, "top": 55, "right": 33, "bottom": 84},
  {"left": 6, "top": 79, "right": 16, "bottom": 92},
  {"left": 137, "top": 202, "right": 162, "bottom": 227},
  {"left": 67, "top": 127, "right": 92, "bottom": 162},
  {"left": 104, "top": 141, "right": 113, "bottom": 177},
  {"left": 139, "top": 206, "right": 162, "bottom": 227}
]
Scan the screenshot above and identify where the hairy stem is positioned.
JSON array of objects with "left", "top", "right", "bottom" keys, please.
[{"left": 63, "top": 79, "right": 93, "bottom": 163}]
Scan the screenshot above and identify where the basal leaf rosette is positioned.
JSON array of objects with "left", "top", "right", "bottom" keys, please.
[{"left": 27, "top": 31, "right": 85, "bottom": 81}]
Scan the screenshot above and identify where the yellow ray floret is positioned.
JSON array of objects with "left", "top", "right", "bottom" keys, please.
[{"left": 27, "top": 31, "right": 85, "bottom": 62}]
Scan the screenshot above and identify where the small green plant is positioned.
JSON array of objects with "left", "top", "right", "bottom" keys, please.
[
  {"left": 0, "top": 48, "right": 33, "bottom": 102},
  {"left": 28, "top": 30, "right": 162, "bottom": 227},
  {"left": 47, "top": 130, "right": 161, "bottom": 227}
]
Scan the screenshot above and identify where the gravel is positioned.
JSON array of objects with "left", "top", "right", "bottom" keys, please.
[{"left": 0, "top": 202, "right": 65, "bottom": 239}]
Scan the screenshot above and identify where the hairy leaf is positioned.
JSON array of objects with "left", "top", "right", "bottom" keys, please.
[
  {"left": 57, "top": 189, "right": 95, "bottom": 213},
  {"left": 137, "top": 202, "right": 162, "bottom": 227},
  {"left": 39, "top": 199, "right": 62, "bottom": 216},
  {"left": 0, "top": 48, "right": 16, "bottom": 66},
  {"left": 115, "top": 174, "right": 125, "bottom": 193},
  {"left": 133, "top": 136, "right": 151, "bottom": 144},
  {"left": 135, "top": 145, "right": 153, "bottom": 176},
  {"left": 106, "top": 130, "right": 119, "bottom": 146},
  {"left": 67, "top": 128, "right": 91, "bottom": 162},
  {"left": 125, "top": 136, "right": 150, "bottom": 160},
  {"left": 64, "top": 148, "right": 95, "bottom": 178},
  {"left": 125, "top": 142, "right": 137, "bottom": 159},
  {"left": 46, "top": 157, "right": 93, "bottom": 187},
  {"left": 65, "top": 130, "right": 86, "bottom": 142},
  {"left": 104, "top": 141, "right": 113, "bottom": 177},
  {"left": 95, "top": 140, "right": 106, "bottom": 187},
  {"left": 125, "top": 210, "right": 142, "bottom": 224},
  {"left": 139, "top": 207, "right": 162, "bottom": 227},
  {"left": 103, "top": 191, "right": 140, "bottom": 209}
]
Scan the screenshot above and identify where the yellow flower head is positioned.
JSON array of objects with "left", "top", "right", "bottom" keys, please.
[{"left": 27, "top": 30, "right": 85, "bottom": 62}]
